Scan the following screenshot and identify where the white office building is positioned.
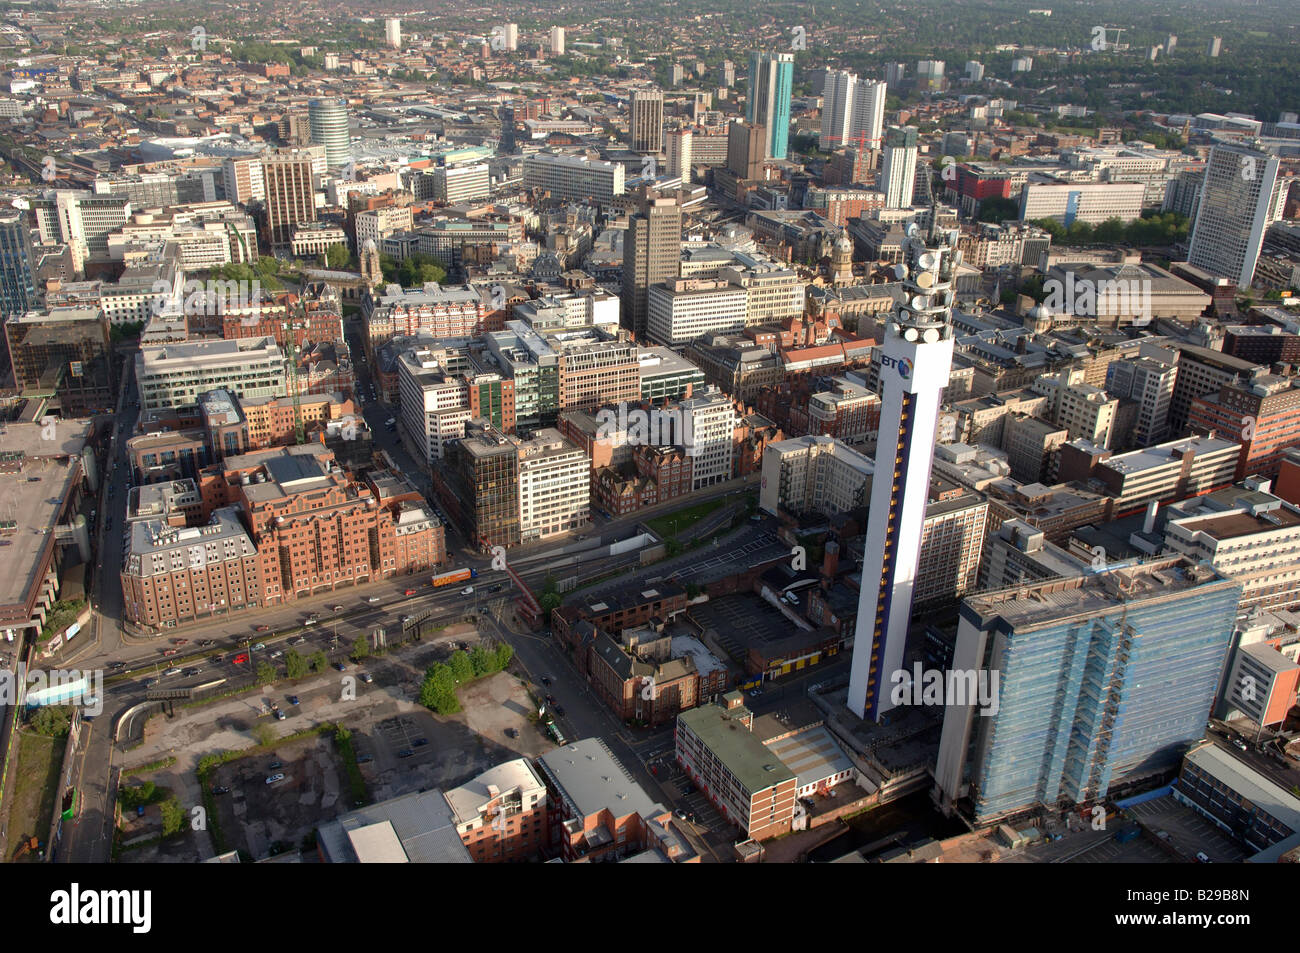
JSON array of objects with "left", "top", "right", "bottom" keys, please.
[
  {"left": 1188, "top": 144, "right": 1284, "bottom": 288},
  {"left": 679, "top": 386, "right": 735, "bottom": 490},
  {"left": 879, "top": 126, "right": 918, "bottom": 209},
  {"left": 759, "top": 435, "right": 873, "bottom": 517},
  {"left": 523, "top": 153, "right": 625, "bottom": 203},
  {"left": 136, "top": 337, "right": 286, "bottom": 410},
  {"left": 516, "top": 428, "right": 589, "bottom": 543},
  {"left": 397, "top": 347, "right": 473, "bottom": 463},
  {"left": 1018, "top": 181, "right": 1146, "bottom": 225},
  {"left": 646, "top": 278, "right": 747, "bottom": 346}
]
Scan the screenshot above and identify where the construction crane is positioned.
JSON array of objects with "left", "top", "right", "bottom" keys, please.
[{"left": 820, "top": 131, "right": 882, "bottom": 153}]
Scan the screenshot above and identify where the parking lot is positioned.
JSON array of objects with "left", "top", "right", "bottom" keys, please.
[
  {"left": 116, "top": 621, "right": 557, "bottom": 860},
  {"left": 207, "top": 733, "right": 348, "bottom": 860},
  {"left": 1124, "top": 794, "right": 1247, "bottom": 863}
]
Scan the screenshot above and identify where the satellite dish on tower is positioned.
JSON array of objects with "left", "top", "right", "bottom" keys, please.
[
  {"left": 917, "top": 252, "right": 937, "bottom": 270},
  {"left": 910, "top": 295, "right": 930, "bottom": 310},
  {"left": 893, "top": 263, "right": 908, "bottom": 280},
  {"left": 903, "top": 327, "right": 920, "bottom": 342},
  {"left": 905, "top": 222, "right": 919, "bottom": 238},
  {"left": 915, "top": 271, "right": 935, "bottom": 289},
  {"left": 923, "top": 327, "right": 941, "bottom": 344}
]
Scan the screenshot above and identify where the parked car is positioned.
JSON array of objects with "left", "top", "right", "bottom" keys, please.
[
  {"left": 397, "top": 748, "right": 414, "bottom": 758},
  {"left": 171, "top": 638, "right": 189, "bottom": 645},
  {"left": 367, "top": 596, "right": 381, "bottom": 603},
  {"left": 334, "top": 662, "right": 347, "bottom": 672},
  {"left": 254, "top": 625, "right": 270, "bottom": 632},
  {"left": 287, "top": 695, "right": 300, "bottom": 706},
  {"left": 275, "top": 710, "right": 286, "bottom": 721},
  {"left": 270, "top": 650, "right": 283, "bottom": 659},
  {"left": 304, "top": 616, "right": 319, "bottom": 626},
  {"left": 404, "top": 588, "right": 417, "bottom": 596},
  {"left": 212, "top": 786, "right": 230, "bottom": 795},
  {"left": 197, "top": 639, "right": 215, "bottom": 647},
  {"left": 162, "top": 667, "right": 182, "bottom": 677},
  {"left": 162, "top": 648, "right": 178, "bottom": 657},
  {"left": 359, "top": 672, "right": 373, "bottom": 683},
  {"left": 413, "top": 738, "right": 428, "bottom": 747},
  {"left": 505, "top": 728, "right": 518, "bottom": 739},
  {"left": 461, "top": 586, "right": 474, "bottom": 596},
  {"left": 251, "top": 643, "right": 266, "bottom": 652},
  {"left": 540, "top": 675, "right": 551, "bottom": 686},
  {"left": 182, "top": 667, "right": 202, "bottom": 676},
  {"left": 288, "top": 636, "right": 307, "bottom": 646},
  {"left": 331, "top": 605, "right": 344, "bottom": 612},
  {"left": 265, "top": 773, "right": 285, "bottom": 785},
  {"left": 268, "top": 761, "right": 283, "bottom": 770}
]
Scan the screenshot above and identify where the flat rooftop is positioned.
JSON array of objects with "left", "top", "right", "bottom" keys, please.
[
  {"left": 0, "top": 419, "right": 93, "bottom": 620},
  {"left": 536, "top": 737, "right": 664, "bottom": 822},
  {"left": 678, "top": 703, "right": 796, "bottom": 794},
  {"left": 965, "top": 557, "right": 1238, "bottom": 631}
]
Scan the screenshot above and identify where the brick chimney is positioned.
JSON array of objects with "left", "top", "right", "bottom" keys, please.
[{"left": 822, "top": 539, "right": 839, "bottom": 587}]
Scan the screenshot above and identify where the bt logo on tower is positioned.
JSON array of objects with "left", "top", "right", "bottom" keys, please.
[{"left": 879, "top": 354, "right": 913, "bottom": 380}]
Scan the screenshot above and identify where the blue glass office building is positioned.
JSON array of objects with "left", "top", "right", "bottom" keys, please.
[
  {"left": 934, "top": 558, "right": 1242, "bottom": 825},
  {"left": 746, "top": 52, "right": 793, "bottom": 161},
  {"left": 0, "top": 207, "right": 36, "bottom": 320}
]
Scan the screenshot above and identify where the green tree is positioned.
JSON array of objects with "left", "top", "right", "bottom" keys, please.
[
  {"left": 255, "top": 662, "right": 277, "bottom": 686},
  {"left": 493, "top": 643, "right": 513, "bottom": 671},
  {"left": 159, "top": 798, "right": 185, "bottom": 837},
  {"left": 309, "top": 650, "right": 329, "bottom": 673},
  {"left": 469, "top": 645, "right": 492, "bottom": 678},
  {"left": 284, "top": 650, "right": 307, "bottom": 680},
  {"left": 325, "top": 243, "right": 351, "bottom": 269},
  {"left": 254, "top": 724, "right": 275, "bottom": 747},
  {"left": 448, "top": 650, "right": 474, "bottom": 683},
  {"left": 350, "top": 635, "right": 370, "bottom": 662},
  {"left": 419, "top": 663, "right": 460, "bottom": 714},
  {"left": 29, "top": 705, "right": 72, "bottom": 737}
]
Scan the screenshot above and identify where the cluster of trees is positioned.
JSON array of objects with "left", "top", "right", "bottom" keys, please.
[
  {"left": 215, "top": 256, "right": 291, "bottom": 291},
  {"left": 29, "top": 706, "right": 72, "bottom": 738},
  {"left": 380, "top": 252, "right": 447, "bottom": 288},
  {"left": 118, "top": 782, "right": 183, "bottom": 834},
  {"left": 282, "top": 650, "right": 333, "bottom": 681},
  {"left": 419, "top": 643, "right": 514, "bottom": 715},
  {"left": 1030, "top": 211, "right": 1189, "bottom": 248}
]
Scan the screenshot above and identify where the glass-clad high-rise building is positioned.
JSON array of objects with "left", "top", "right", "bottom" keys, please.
[
  {"left": 308, "top": 98, "right": 351, "bottom": 171},
  {"left": 934, "top": 557, "right": 1242, "bottom": 825},
  {"left": 746, "top": 52, "right": 794, "bottom": 160},
  {"left": 0, "top": 206, "right": 37, "bottom": 320}
]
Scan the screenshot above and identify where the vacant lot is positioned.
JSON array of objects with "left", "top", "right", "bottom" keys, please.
[{"left": 7, "top": 731, "right": 62, "bottom": 861}]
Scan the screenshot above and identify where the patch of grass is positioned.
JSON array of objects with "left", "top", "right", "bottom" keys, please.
[
  {"left": 123, "top": 756, "right": 176, "bottom": 776},
  {"left": 332, "top": 726, "right": 367, "bottom": 805},
  {"left": 8, "top": 731, "right": 62, "bottom": 860},
  {"left": 645, "top": 500, "right": 726, "bottom": 540},
  {"left": 38, "top": 599, "right": 86, "bottom": 643}
]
